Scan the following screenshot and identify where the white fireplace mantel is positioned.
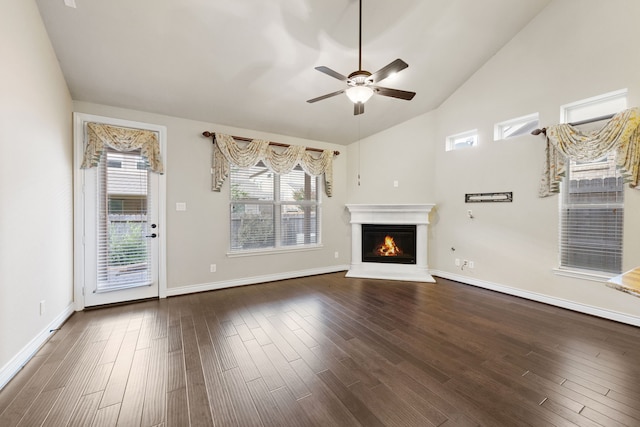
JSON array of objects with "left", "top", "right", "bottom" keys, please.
[{"left": 345, "top": 204, "right": 436, "bottom": 282}]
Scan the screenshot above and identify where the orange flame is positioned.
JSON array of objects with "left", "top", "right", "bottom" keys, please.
[{"left": 376, "top": 235, "right": 402, "bottom": 256}]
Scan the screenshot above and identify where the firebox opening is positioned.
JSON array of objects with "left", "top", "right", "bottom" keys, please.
[{"left": 362, "top": 224, "right": 417, "bottom": 264}]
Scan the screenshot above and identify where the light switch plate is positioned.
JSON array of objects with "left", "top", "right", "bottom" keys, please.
[{"left": 176, "top": 202, "right": 187, "bottom": 211}]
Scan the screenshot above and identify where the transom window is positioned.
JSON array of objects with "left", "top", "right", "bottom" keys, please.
[
  {"left": 446, "top": 129, "right": 478, "bottom": 151},
  {"left": 229, "top": 162, "right": 320, "bottom": 252},
  {"left": 494, "top": 113, "right": 539, "bottom": 141}
]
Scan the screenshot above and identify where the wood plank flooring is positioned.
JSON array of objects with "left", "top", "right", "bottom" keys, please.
[{"left": 2, "top": 272, "right": 640, "bottom": 426}]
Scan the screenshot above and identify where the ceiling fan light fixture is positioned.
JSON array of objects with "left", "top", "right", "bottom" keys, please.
[
  {"left": 345, "top": 85, "right": 374, "bottom": 104},
  {"left": 306, "top": 0, "right": 415, "bottom": 113}
]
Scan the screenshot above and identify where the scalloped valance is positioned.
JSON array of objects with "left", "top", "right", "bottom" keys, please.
[
  {"left": 539, "top": 107, "right": 640, "bottom": 197},
  {"left": 81, "top": 123, "right": 164, "bottom": 174},
  {"left": 212, "top": 133, "right": 334, "bottom": 197}
]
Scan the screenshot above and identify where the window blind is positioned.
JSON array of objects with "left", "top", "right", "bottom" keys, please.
[
  {"left": 560, "top": 174, "right": 623, "bottom": 274},
  {"left": 280, "top": 168, "right": 318, "bottom": 246},
  {"left": 97, "top": 148, "right": 152, "bottom": 291}
]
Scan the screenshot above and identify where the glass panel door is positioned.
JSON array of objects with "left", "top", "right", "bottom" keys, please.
[{"left": 84, "top": 143, "right": 159, "bottom": 307}]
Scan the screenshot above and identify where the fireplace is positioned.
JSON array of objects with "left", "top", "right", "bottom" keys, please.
[
  {"left": 345, "top": 204, "right": 435, "bottom": 282},
  {"left": 362, "top": 224, "right": 416, "bottom": 264}
]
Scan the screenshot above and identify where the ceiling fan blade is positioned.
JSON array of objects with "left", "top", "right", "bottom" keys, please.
[
  {"left": 315, "top": 66, "right": 349, "bottom": 82},
  {"left": 354, "top": 102, "right": 365, "bottom": 115},
  {"left": 370, "top": 59, "right": 409, "bottom": 83},
  {"left": 373, "top": 86, "right": 416, "bottom": 100},
  {"left": 307, "top": 89, "right": 345, "bottom": 103}
]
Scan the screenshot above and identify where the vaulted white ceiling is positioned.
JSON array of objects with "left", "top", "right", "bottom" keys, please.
[{"left": 36, "top": 0, "right": 550, "bottom": 145}]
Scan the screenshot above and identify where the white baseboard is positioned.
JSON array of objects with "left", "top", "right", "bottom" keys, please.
[
  {"left": 431, "top": 270, "right": 640, "bottom": 327},
  {"left": 166, "top": 265, "right": 350, "bottom": 297},
  {"left": 0, "top": 303, "right": 75, "bottom": 390}
]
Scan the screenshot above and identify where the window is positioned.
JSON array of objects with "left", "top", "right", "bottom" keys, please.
[
  {"left": 559, "top": 90, "right": 627, "bottom": 274},
  {"left": 230, "top": 162, "right": 320, "bottom": 252},
  {"left": 494, "top": 113, "right": 539, "bottom": 141},
  {"left": 446, "top": 129, "right": 478, "bottom": 151},
  {"left": 560, "top": 153, "right": 624, "bottom": 274}
]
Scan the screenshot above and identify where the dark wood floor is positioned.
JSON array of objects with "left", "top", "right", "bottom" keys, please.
[{"left": 2, "top": 273, "right": 640, "bottom": 426}]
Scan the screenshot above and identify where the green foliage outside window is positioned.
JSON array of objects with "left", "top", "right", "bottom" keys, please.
[{"left": 109, "top": 222, "right": 147, "bottom": 266}]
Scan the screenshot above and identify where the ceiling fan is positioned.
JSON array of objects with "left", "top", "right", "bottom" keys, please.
[{"left": 307, "top": 0, "right": 416, "bottom": 115}]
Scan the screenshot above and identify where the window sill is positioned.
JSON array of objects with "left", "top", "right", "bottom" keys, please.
[
  {"left": 227, "top": 244, "right": 323, "bottom": 258},
  {"left": 552, "top": 267, "right": 616, "bottom": 283}
]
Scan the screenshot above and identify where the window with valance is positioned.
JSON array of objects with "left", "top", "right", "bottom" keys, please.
[
  {"left": 540, "top": 103, "right": 639, "bottom": 275},
  {"left": 210, "top": 133, "right": 334, "bottom": 253}
]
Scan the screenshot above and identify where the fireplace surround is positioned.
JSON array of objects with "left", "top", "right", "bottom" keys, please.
[{"left": 345, "top": 204, "right": 435, "bottom": 282}]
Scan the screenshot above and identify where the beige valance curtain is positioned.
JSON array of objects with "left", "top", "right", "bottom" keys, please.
[
  {"left": 81, "top": 123, "right": 164, "bottom": 174},
  {"left": 539, "top": 107, "right": 640, "bottom": 197},
  {"left": 212, "top": 133, "right": 334, "bottom": 196}
]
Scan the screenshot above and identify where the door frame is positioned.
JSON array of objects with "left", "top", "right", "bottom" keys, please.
[{"left": 73, "top": 112, "right": 167, "bottom": 311}]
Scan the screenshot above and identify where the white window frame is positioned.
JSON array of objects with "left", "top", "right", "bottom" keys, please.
[
  {"left": 446, "top": 129, "right": 478, "bottom": 151},
  {"left": 228, "top": 165, "right": 322, "bottom": 256},
  {"left": 560, "top": 89, "right": 627, "bottom": 124},
  {"left": 494, "top": 113, "right": 539, "bottom": 141},
  {"left": 553, "top": 89, "right": 627, "bottom": 281}
]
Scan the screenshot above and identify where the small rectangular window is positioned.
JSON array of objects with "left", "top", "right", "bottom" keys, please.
[
  {"left": 494, "top": 113, "right": 539, "bottom": 141},
  {"left": 446, "top": 129, "right": 478, "bottom": 151}
]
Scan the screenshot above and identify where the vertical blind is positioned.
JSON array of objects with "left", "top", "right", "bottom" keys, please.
[{"left": 97, "top": 147, "right": 152, "bottom": 291}]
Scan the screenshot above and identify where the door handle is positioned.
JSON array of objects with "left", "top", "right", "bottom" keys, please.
[{"left": 146, "top": 233, "right": 157, "bottom": 238}]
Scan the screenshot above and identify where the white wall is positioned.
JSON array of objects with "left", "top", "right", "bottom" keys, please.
[
  {"left": 348, "top": 0, "right": 640, "bottom": 322},
  {"left": 73, "top": 102, "right": 351, "bottom": 293},
  {"left": 0, "top": 0, "right": 74, "bottom": 379},
  {"left": 347, "top": 111, "right": 438, "bottom": 205}
]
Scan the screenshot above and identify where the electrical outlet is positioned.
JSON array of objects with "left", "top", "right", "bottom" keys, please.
[
  {"left": 40, "top": 300, "right": 46, "bottom": 316},
  {"left": 210, "top": 264, "right": 216, "bottom": 273},
  {"left": 455, "top": 258, "right": 460, "bottom": 266},
  {"left": 468, "top": 261, "right": 475, "bottom": 269},
  {"left": 334, "top": 251, "right": 339, "bottom": 259}
]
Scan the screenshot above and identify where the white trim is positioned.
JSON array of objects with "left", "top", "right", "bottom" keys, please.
[
  {"left": 560, "top": 88, "right": 628, "bottom": 123},
  {"left": 431, "top": 270, "right": 640, "bottom": 327},
  {"left": 0, "top": 303, "right": 75, "bottom": 390},
  {"left": 166, "top": 265, "right": 349, "bottom": 296},
  {"left": 552, "top": 267, "right": 614, "bottom": 283},
  {"left": 73, "top": 113, "right": 167, "bottom": 310},
  {"left": 227, "top": 244, "right": 324, "bottom": 258}
]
